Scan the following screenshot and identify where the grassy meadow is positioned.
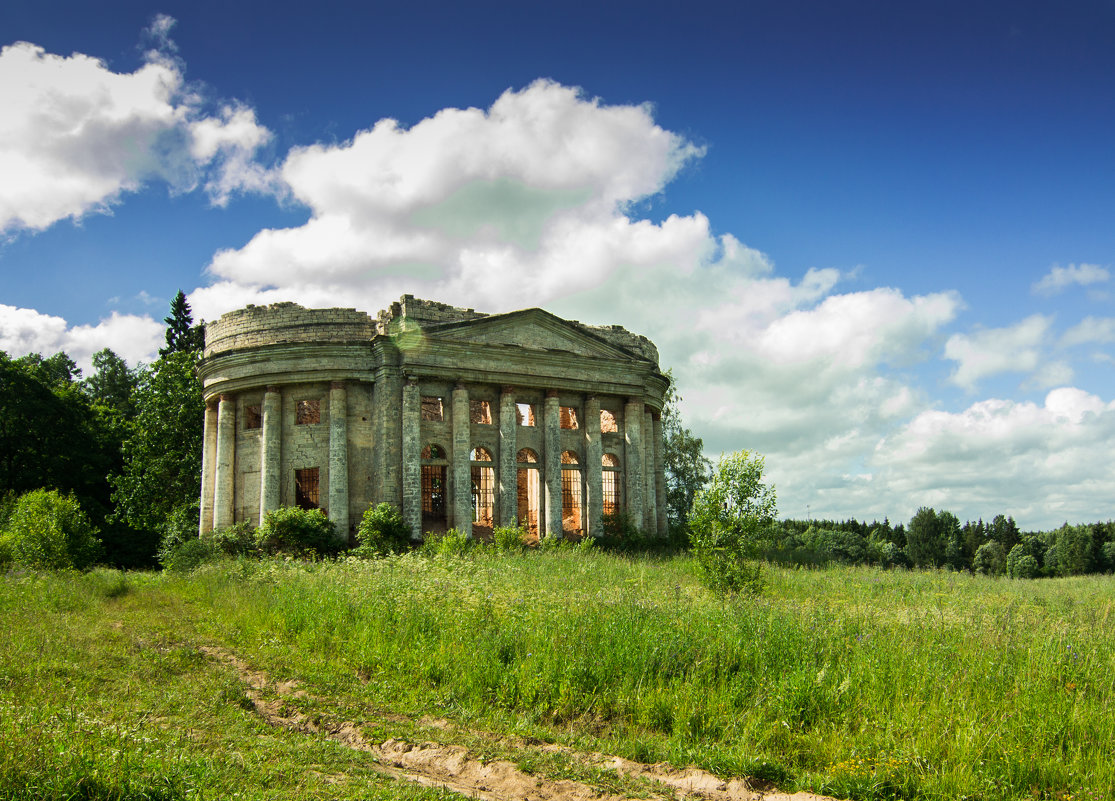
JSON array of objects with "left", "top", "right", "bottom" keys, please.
[{"left": 2, "top": 549, "right": 1113, "bottom": 800}]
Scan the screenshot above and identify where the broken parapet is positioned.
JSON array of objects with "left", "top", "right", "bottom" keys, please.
[{"left": 205, "top": 303, "right": 377, "bottom": 356}]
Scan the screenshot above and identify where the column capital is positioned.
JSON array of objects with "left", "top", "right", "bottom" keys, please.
[
  {"left": 404, "top": 375, "right": 419, "bottom": 387},
  {"left": 206, "top": 396, "right": 220, "bottom": 410},
  {"left": 220, "top": 393, "right": 235, "bottom": 403},
  {"left": 454, "top": 382, "right": 468, "bottom": 392},
  {"left": 265, "top": 385, "right": 281, "bottom": 394},
  {"left": 626, "top": 396, "right": 642, "bottom": 406},
  {"left": 501, "top": 385, "right": 516, "bottom": 396},
  {"left": 330, "top": 380, "right": 346, "bottom": 390},
  {"left": 546, "top": 389, "right": 560, "bottom": 399}
]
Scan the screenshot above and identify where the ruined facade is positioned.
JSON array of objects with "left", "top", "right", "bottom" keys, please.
[{"left": 197, "top": 296, "right": 669, "bottom": 541}]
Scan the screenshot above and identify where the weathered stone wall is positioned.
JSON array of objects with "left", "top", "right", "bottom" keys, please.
[
  {"left": 206, "top": 303, "right": 377, "bottom": 356},
  {"left": 198, "top": 296, "right": 670, "bottom": 540}
]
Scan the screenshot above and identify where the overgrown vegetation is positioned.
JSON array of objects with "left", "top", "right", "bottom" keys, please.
[{"left": 2, "top": 553, "right": 1111, "bottom": 800}]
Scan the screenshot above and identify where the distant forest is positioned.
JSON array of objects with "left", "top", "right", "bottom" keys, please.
[{"left": 768, "top": 512, "right": 1115, "bottom": 578}]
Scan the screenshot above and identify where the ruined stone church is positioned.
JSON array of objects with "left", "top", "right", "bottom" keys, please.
[{"left": 197, "top": 296, "right": 669, "bottom": 541}]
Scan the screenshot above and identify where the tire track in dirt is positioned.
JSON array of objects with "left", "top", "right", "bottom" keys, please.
[{"left": 201, "top": 645, "right": 839, "bottom": 801}]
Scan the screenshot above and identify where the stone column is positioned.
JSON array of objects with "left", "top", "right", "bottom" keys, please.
[
  {"left": 377, "top": 370, "right": 404, "bottom": 508},
  {"left": 452, "top": 384, "right": 472, "bottom": 538},
  {"left": 328, "top": 381, "right": 349, "bottom": 542},
  {"left": 623, "top": 397, "right": 644, "bottom": 530},
  {"left": 213, "top": 394, "right": 236, "bottom": 530},
  {"left": 401, "top": 377, "right": 422, "bottom": 540},
  {"left": 644, "top": 407, "right": 657, "bottom": 533},
  {"left": 653, "top": 412, "right": 668, "bottom": 536},
  {"left": 258, "top": 386, "right": 281, "bottom": 525},
  {"left": 199, "top": 399, "right": 219, "bottom": 534},
  {"left": 543, "top": 390, "right": 562, "bottom": 538},
  {"left": 585, "top": 395, "right": 603, "bottom": 537},
  {"left": 498, "top": 386, "right": 517, "bottom": 527}
]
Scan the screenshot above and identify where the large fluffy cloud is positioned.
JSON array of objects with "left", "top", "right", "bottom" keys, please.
[
  {"left": 0, "top": 18, "right": 271, "bottom": 233},
  {"left": 868, "top": 388, "right": 1115, "bottom": 526}
]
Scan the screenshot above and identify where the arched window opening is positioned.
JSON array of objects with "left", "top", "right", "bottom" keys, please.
[
  {"left": 602, "top": 453, "right": 622, "bottom": 518},
  {"left": 471, "top": 445, "right": 494, "bottom": 535},
  {"left": 421, "top": 444, "right": 446, "bottom": 460},
  {"left": 600, "top": 409, "right": 618, "bottom": 433},
  {"left": 421, "top": 443, "right": 447, "bottom": 532},
  {"left": 516, "top": 448, "right": 540, "bottom": 538},
  {"left": 561, "top": 450, "right": 583, "bottom": 535}
]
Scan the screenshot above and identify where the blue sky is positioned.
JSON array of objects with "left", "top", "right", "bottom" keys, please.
[{"left": 3, "top": 1, "right": 1115, "bottom": 529}]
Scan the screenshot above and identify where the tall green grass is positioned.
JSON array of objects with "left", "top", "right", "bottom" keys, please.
[
  {"left": 3, "top": 554, "right": 1112, "bottom": 799},
  {"left": 171, "top": 552, "right": 1115, "bottom": 800}
]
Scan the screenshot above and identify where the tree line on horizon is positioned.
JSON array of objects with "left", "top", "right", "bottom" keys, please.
[{"left": 764, "top": 510, "right": 1115, "bottom": 578}]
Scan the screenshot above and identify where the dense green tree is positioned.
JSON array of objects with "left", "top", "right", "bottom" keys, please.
[
  {"left": 159, "top": 290, "right": 205, "bottom": 356},
  {"left": 689, "top": 450, "right": 776, "bottom": 593},
  {"left": 111, "top": 350, "right": 205, "bottom": 537},
  {"left": 0, "top": 352, "right": 109, "bottom": 510},
  {"left": 906, "top": 507, "right": 948, "bottom": 568},
  {"left": 972, "top": 540, "right": 1006, "bottom": 575},
  {"left": 987, "top": 514, "right": 1021, "bottom": 555},
  {"left": 660, "top": 376, "right": 712, "bottom": 526},
  {"left": 84, "top": 348, "right": 138, "bottom": 418}
]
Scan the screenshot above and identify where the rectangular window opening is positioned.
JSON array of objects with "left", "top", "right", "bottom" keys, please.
[
  {"left": 561, "top": 468, "right": 582, "bottom": 534},
  {"left": 295, "top": 467, "right": 320, "bottom": 509},
  {"left": 472, "top": 465, "right": 494, "bottom": 532},
  {"left": 421, "top": 396, "right": 444, "bottom": 422},
  {"left": 603, "top": 471, "right": 621, "bottom": 517},
  {"left": 517, "top": 467, "right": 540, "bottom": 539},
  {"left": 244, "top": 404, "right": 262, "bottom": 430},
  {"left": 470, "top": 399, "right": 492, "bottom": 425},
  {"left": 559, "top": 406, "right": 579, "bottom": 430},
  {"left": 516, "top": 402, "right": 535, "bottom": 427},
  {"left": 296, "top": 399, "right": 320, "bottom": 425},
  {"left": 421, "top": 465, "right": 447, "bottom": 519},
  {"left": 600, "top": 409, "right": 619, "bottom": 433}
]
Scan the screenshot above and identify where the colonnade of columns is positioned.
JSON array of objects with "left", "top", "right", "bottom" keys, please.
[
  {"left": 199, "top": 379, "right": 668, "bottom": 541},
  {"left": 199, "top": 383, "right": 350, "bottom": 540}
]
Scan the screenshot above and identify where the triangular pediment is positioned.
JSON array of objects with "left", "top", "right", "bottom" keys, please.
[{"left": 424, "top": 308, "right": 642, "bottom": 361}]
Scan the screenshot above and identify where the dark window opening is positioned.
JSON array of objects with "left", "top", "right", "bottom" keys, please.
[
  {"left": 295, "top": 468, "right": 320, "bottom": 509},
  {"left": 244, "top": 405, "right": 262, "bottom": 430},
  {"left": 421, "top": 396, "right": 444, "bottom": 422},
  {"left": 422, "top": 465, "right": 447, "bottom": 521},
  {"left": 296, "top": 399, "right": 320, "bottom": 425},
  {"left": 470, "top": 400, "right": 492, "bottom": 424}
]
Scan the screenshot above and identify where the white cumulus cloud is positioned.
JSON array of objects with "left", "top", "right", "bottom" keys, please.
[
  {"left": 0, "top": 21, "right": 272, "bottom": 233},
  {"left": 943, "top": 314, "right": 1056, "bottom": 390},
  {"left": 1031, "top": 263, "right": 1109, "bottom": 296},
  {"left": 0, "top": 304, "right": 162, "bottom": 371}
]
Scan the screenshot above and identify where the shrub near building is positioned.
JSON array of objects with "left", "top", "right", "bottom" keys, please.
[{"left": 0, "top": 489, "right": 102, "bottom": 570}]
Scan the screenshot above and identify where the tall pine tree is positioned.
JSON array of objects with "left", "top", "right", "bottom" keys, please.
[{"left": 159, "top": 290, "right": 205, "bottom": 356}]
